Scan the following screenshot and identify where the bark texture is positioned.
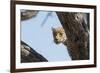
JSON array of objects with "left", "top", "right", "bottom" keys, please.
[
  {"left": 21, "top": 10, "right": 38, "bottom": 21},
  {"left": 21, "top": 41, "right": 48, "bottom": 63},
  {"left": 56, "top": 12, "right": 89, "bottom": 60}
]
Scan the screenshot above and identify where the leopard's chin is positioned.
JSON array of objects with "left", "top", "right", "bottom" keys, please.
[{"left": 54, "top": 40, "right": 61, "bottom": 44}]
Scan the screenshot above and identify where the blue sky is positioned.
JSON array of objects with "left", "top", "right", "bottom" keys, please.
[{"left": 21, "top": 10, "right": 71, "bottom": 62}]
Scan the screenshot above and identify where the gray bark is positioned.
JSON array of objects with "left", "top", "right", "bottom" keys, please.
[
  {"left": 21, "top": 41, "right": 48, "bottom": 63},
  {"left": 21, "top": 10, "right": 38, "bottom": 21}
]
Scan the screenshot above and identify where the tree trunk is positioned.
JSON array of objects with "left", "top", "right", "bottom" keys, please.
[{"left": 56, "top": 12, "right": 89, "bottom": 60}]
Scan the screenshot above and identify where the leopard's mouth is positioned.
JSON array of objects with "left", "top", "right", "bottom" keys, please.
[{"left": 54, "top": 39, "right": 60, "bottom": 44}]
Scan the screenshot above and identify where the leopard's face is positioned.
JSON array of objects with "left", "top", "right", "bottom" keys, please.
[{"left": 52, "top": 27, "right": 67, "bottom": 44}]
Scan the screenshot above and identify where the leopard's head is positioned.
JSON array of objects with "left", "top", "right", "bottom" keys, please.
[{"left": 52, "top": 27, "right": 67, "bottom": 44}]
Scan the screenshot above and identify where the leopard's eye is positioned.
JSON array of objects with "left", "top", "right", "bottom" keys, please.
[{"left": 59, "top": 33, "right": 62, "bottom": 36}]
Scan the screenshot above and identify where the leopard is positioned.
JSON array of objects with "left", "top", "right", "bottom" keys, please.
[{"left": 52, "top": 27, "right": 67, "bottom": 44}]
